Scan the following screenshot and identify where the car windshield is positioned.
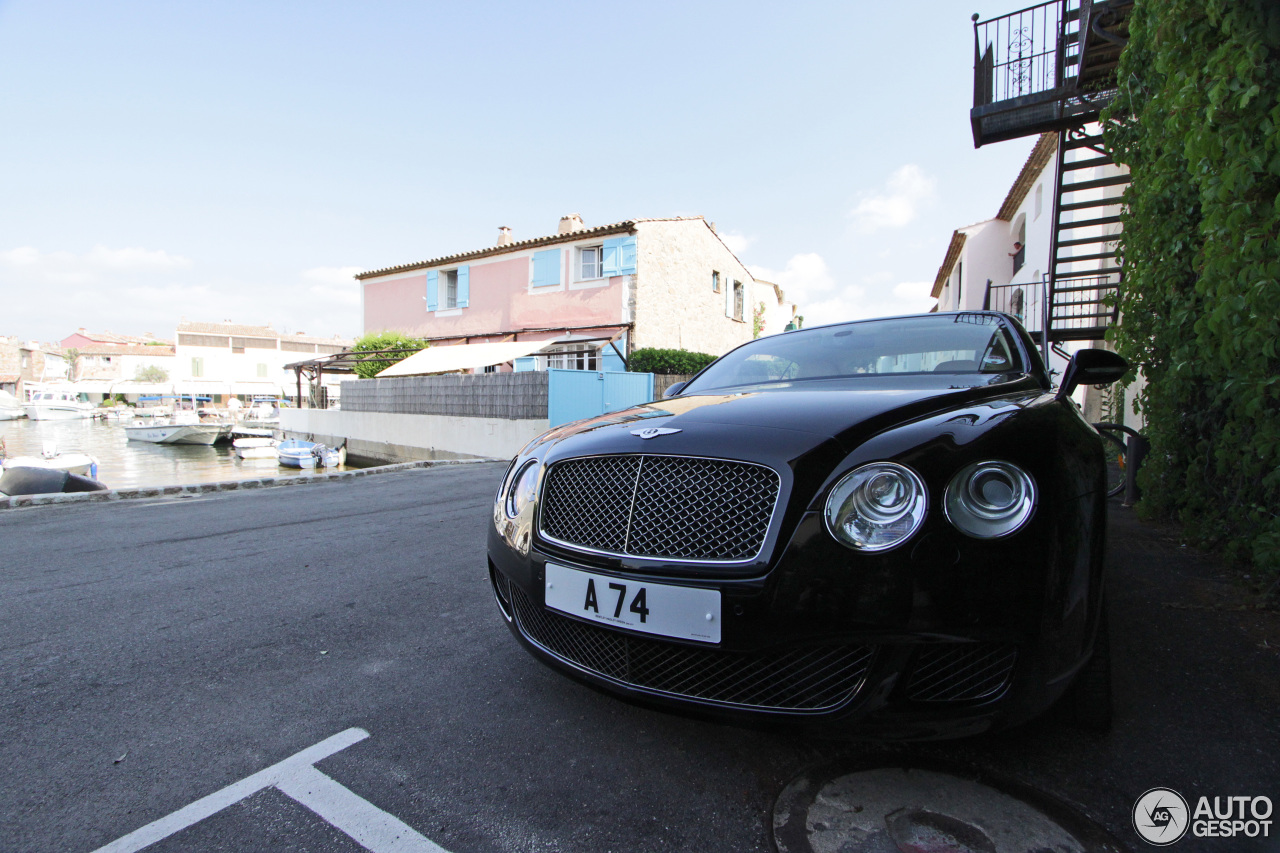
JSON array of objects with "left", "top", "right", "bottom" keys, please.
[{"left": 683, "top": 314, "right": 1025, "bottom": 393}]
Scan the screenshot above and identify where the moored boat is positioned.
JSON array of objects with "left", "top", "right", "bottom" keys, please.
[
  {"left": 1, "top": 440, "right": 100, "bottom": 478},
  {"left": 22, "top": 388, "right": 96, "bottom": 420},
  {"left": 0, "top": 390, "right": 26, "bottom": 420},
  {"left": 233, "top": 436, "right": 279, "bottom": 459},
  {"left": 277, "top": 439, "right": 346, "bottom": 469},
  {"left": 122, "top": 420, "right": 225, "bottom": 445}
]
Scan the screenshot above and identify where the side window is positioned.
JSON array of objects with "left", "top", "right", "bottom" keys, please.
[
  {"left": 579, "top": 246, "right": 602, "bottom": 280},
  {"left": 712, "top": 270, "right": 721, "bottom": 293}
]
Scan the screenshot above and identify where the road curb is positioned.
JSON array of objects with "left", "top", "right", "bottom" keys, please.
[{"left": 0, "top": 458, "right": 498, "bottom": 511}]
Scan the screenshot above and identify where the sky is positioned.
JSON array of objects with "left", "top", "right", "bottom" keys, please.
[{"left": 0, "top": 0, "right": 1038, "bottom": 346}]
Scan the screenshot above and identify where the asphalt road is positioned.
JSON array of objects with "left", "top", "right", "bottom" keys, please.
[{"left": 2, "top": 464, "right": 1277, "bottom": 852}]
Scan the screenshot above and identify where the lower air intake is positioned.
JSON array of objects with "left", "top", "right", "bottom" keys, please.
[
  {"left": 510, "top": 584, "right": 872, "bottom": 713},
  {"left": 904, "top": 643, "right": 1017, "bottom": 703}
]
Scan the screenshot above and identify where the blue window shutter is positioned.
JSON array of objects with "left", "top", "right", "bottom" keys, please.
[
  {"left": 601, "top": 238, "right": 622, "bottom": 276},
  {"left": 456, "top": 265, "right": 469, "bottom": 308},
  {"left": 532, "top": 249, "right": 560, "bottom": 287},
  {"left": 514, "top": 356, "right": 538, "bottom": 372},
  {"left": 426, "top": 270, "right": 438, "bottom": 311},
  {"left": 618, "top": 235, "right": 637, "bottom": 274},
  {"left": 601, "top": 235, "right": 636, "bottom": 276}
]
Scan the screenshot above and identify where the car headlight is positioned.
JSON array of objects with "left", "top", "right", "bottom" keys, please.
[
  {"left": 824, "top": 462, "right": 928, "bottom": 552},
  {"left": 504, "top": 459, "right": 540, "bottom": 519},
  {"left": 944, "top": 460, "right": 1036, "bottom": 538}
]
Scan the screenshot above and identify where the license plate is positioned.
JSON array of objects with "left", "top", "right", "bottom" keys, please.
[{"left": 543, "top": 563, "right": 721, "bottom": 644}]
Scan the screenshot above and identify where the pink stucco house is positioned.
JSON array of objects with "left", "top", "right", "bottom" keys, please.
[{"left": 357, "top": 215, "right": 794, "bottom": 371}]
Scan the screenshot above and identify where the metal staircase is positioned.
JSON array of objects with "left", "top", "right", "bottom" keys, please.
[
  {"left": 1043, "top": 126, "right": 1129, "bottom": 344},
  {"left": 970, "top": 0, "right": 1132, "bottom": 352}
]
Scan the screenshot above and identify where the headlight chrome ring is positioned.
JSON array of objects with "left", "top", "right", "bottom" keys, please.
[
  {"left": 504, "top": 459, "right": 541, "bottom": 519},
  {"left": 944, "top": 460, "right": 1036, "bottom": 539},
  {"left": 824, "top": 462, "right": 928, "bottom": 552}
]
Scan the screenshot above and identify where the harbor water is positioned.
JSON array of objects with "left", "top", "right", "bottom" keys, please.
[{"left": 1, "top": 417, "right": 364, "bottom": 490}]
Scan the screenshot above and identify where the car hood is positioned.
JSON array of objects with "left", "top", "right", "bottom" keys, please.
[{"left": 525, "top": 373, "right": 1047, "bottom": 461}]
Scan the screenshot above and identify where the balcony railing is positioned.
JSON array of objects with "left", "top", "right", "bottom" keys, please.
[
  {"left": 974, "top": 1, "right": 1074, "bottom": 108},
  {"left": 984, "top": 281, "right": 1042, "bottom": 333}
]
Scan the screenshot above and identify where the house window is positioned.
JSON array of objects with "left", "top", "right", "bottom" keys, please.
[
  {"left": 426, "top": 265, "right": 469, "bottom": 310},
  {"left": 579, "top": 246, "right": 602, "bottom": 280},
  {"left": 192, "top": 357, "right": 204, "bottom": 378},
  {"left": 545, "top": 343, "right": 598, "bottom": 371},
  {"left": 482, "top": 364, "right": 498, "bottom": 374},
  {"left": 1034, "top": 184, "right": 1044, "bottom": 220},
  {"left": 712, "top": 270, "right": 721, "bottom": 292},
  {"left": 257, "top": 363, "right": 268, "bottom": 378},
  {"left": 733, "top": 281, "right": 744, "bottom": 320},
  {"left": 441, "top": 270, "right": 458, "bottom": 309}
]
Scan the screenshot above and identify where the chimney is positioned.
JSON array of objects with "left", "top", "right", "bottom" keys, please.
[
  {"left": 558, "top": 213, "right": 585, "bottom": 235},
  {"left": 709, "top": 221, "right": 717, "bottom": 234},
  {"left": 497, "top": 226, "right": 514, "bottom": 246}
]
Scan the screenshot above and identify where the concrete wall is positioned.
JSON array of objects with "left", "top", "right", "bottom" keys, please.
[
  {"left": 287, "top": 372, "right": 553, "bottom": 462},
  {"left": 280, "top": 408, "right": 546, "bottom": 463}
]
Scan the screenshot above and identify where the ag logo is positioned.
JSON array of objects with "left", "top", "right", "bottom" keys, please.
[
  {"left": 1133, "top": 788, "right": 1190, "bottom": 845},
  {"left": 631, "top": 427, "right": 681, "bottom": 439}
]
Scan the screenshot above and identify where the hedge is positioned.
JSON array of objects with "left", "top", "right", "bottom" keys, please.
[
  {"left": 1101, "top": 0, "right": 1280, "bottom": 583},
  {"left": 628, "top": 348, "right": 718, "bottom": 375}
]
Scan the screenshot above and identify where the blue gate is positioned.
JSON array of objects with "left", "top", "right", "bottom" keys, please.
[{"left": 548, "top": 369, "right": 655, "bottom": 427}]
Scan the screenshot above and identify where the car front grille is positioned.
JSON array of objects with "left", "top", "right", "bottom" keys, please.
[
  {"left": 904, "top": 643, "right": 1017, "bottom": 703},
  {"left": 538, "top": 454, "right": 780, "bottom": 562},
  {"left": 509, "top": 583, "right": 872, "bottom": 712}
]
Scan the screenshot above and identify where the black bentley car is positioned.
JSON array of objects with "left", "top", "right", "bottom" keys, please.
[{"left": 487, "top": 312, "right": 1128, "bottom": 738}]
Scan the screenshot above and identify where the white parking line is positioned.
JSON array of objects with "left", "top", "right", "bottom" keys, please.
[{"left": 91, "top": 728, "right": 448, "bottom": 853}]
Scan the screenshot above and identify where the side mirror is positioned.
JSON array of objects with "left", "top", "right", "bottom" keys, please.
[
  {"left": 663, "top": 381, "right": 687, "bottom": 398},
  {"left": 1056, "top": 349, "right": 1128, "bottom": 400}
]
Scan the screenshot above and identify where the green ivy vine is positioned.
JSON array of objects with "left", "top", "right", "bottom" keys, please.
[{"left": 1102, "top": 0, "right": 1280, "bottom": 581}]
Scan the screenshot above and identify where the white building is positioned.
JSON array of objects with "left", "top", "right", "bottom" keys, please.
[
  {"left": 931, "top": 131, "right": 1137, "bottom": 426},
  {"left": 174, "top": 321, "right": 350, "bottom": 403}
]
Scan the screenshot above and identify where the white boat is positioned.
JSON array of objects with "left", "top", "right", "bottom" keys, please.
[
  {"left": 0, "top": 390, "right": 26, "bottom": 420},
  {"left": 1, "top": 440, "right": 100, "bottom": 477},
  {"left": 22, "top": 389, "right": 96, "bottom": 420},
  {"left": 277, "top": 439, "right": 346, "bottom": 468},
  {"left": 233, "top": 436, "right": 279, "bottom": 459},
  {"left": 123, "top": 420, "right": 225, "bottom": 445}
]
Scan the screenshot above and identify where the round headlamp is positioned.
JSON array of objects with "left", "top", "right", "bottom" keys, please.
[
  {"left": 504, "top": 460, "right": 540, "bottom": 519},
  {"left": 824, "top": 462, "right": 928, "bottom": 552},
  {"left": 944, "top": 460, "right": 1036, "bottom": 538}
]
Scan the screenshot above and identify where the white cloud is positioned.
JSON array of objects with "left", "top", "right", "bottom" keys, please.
[
  {"left": 0, "top": 244, "right": 192, "bottom": 282},
  {"left": 751, "top": 254, "right": 937, "bottom": 325},
  {"left": 301, "top": 266, "right": 362, "bottom": 306},
  {"left": 849, "top": 165, "right": 936, "bottom": 232},
  {"left": 85, "top": 245, "right": 192, "bottom": 270},
  {"left": 718, "top": 231, "right": 753, "bottom": 258}
]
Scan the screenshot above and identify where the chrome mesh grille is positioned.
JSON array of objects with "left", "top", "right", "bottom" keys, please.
[
  {"left": 904, "top": 643, "right": 1017, "bottom": 703},
  {"left": 510, "top": 584, "right": 872, "bottom": 712},
  {"left": 539, "top": 455, "right": 780, "bottom": 561}
]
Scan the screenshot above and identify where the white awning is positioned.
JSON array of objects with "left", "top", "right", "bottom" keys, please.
[
  {"left": 229, "top": 381, "right": 285, "bottom": 396},
  {"left": 68, "top": 380, "right": 114, "bottom": 394},
  {"left": 110, "top": 381, "right": 175, "bottom": 395},
  {"left": 376, "top": 340, "right": 552, "bottom": 377}
]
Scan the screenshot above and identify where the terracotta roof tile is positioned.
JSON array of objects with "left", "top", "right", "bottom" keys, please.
[{"left": 356, "top": 216, "right": 708, "bottom": 280}]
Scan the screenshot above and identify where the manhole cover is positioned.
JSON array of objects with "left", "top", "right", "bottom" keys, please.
[{"left": 773, "top": 766, "right": 1125, "bottom": 853}]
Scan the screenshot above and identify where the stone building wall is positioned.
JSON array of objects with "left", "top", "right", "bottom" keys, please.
[{"left": 632, "top": 219, "right": 757, "bottom": 357}]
